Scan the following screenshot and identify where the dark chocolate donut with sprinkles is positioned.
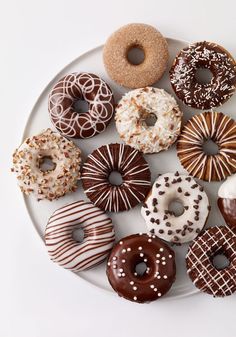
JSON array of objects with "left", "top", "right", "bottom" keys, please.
[
  {"left": 81, "top": 143, "right": 151, "bottom": 212},
  {"left": 107, "top": 233, "right": 176, "bottom": 303},
  {"left": 186, "top": 226, "right": 236, "bottom": 297},
  {"left": 170, "top": 41, "right": 236, "bottom": 109}
]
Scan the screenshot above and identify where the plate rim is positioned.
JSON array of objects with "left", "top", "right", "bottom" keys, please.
[{"left": 21, "top": 37, "right": 202, "bottom": 301}]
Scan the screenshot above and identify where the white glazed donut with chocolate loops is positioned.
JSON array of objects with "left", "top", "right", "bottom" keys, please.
[
  {"left": 141, "top": 172, "right": 210, "bottom": 244},
  {"left": 115, "top": 87, "right": 183, "bottom": 154},
  {"left": 11, "top": 128, "right": 81, "bottom": 201}
]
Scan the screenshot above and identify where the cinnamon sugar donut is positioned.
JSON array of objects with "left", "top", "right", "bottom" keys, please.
[
  {"left": 103, "top": 23, "right": 168, "bottom": 89},
  {"left": 177, "top": 111, "right": 236, "bottom": 182},
  {"left": 81, "top": 143, "right": 151, "bottom": 212},
  {"left": 170, "top": 41, "right": 236, "bottom": 109}
]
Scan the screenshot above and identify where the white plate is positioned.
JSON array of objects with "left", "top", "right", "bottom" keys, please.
[{"left": 22, "top": 38, "right": 236, "bottom": 301}]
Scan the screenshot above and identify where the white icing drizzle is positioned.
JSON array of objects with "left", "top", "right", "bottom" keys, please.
[
  {"left": 141, "top": 172, "right": 210, "bottom": 244},
  {"left": 218, "top": 174, "right": 236, "bottom": 199},
  {"left": 45, "top": 200, "right": 115, "bottom": 271},
  {"left": 186, "top": 226, "right": 236, "bottom": 297},
  {"left": 82, "top": 143, "right": 151, "bottom": 212},
  {"left": 48, "top": 72, "right": 114, "bottom": 138},
  {"left": 115, "top": 87, "right": 182, "bottom": 153},
  {"left": 170, "top": 41, "right": 236, "bottom": 109},
  {"left": 177, "top": 111, "right": 236, "bottom": 182}
]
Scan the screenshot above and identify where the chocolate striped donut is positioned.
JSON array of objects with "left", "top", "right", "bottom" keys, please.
[{"left": 45, "top": 200, "right": 115, "bottom": 271}]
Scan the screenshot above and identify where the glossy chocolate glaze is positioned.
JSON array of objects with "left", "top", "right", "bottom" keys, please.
[
  {"left": 106, "top": 233, "right": 176, "bottom": 303},
  {"left": 218, "top": 198, "right": 236, "bottom": 231}
]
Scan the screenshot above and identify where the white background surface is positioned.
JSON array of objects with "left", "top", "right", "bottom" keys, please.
[{"left": 1, "top": 1, "right": 236, "bottom": 336}]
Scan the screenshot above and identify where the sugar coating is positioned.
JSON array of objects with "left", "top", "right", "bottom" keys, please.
[{"left": 103, "top": 23, "right": 168, "bottom": 88}]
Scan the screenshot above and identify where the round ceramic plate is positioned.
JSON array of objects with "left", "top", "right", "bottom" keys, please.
[{"left": 22, "top": 38, "right": 236, "bottom": 301}]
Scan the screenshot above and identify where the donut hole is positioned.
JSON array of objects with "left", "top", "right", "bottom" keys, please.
[
  {"left": 144, "top": 113, "right": 157, "bottom": 127},
  {"left": 202, "top": 139, "right": 219, "bottom": 155},
  {"left": 168, "top": 199, "right": 185, "bottom": 217},
  {"left": 212, "top": 253, "right": 230, "bottom": 270},
  {"left": 73, "top": 99, "right": 89, "bottom": 114},
  {"left": 38, "top": 156, "right": 56, "bottom": 172},
  {"left": 108, "top": 171, "right": 123, "bottom": 186},
  {"left": 72, "top": 228, "right": 85, "bottom": 243},
  {"left": 195, "top": 67, "right": 213, "bottom": 84},
  {"left": 134, "top": 261, "right": 148, "bottom": 277},
  {"left": 127, "top": 45, "right": 145, "bottom": 65}
]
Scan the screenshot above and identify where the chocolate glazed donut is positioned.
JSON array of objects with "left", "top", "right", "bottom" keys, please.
[
  {"left": 81, "top": 143, "right": 151, "bottom": 212},
  {"left": 218, "top": 174, "right": 236, "bottom": 231},
  {"left": 107, "top": 233, "right": 176, "bottom": 303}
]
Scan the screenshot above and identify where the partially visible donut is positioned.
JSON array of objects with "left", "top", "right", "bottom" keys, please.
[
  {"left": 11, "top": 128, "right": 81, "bottom": 201},
  {"left": 218, "top": 174, "right": 236, "bottom": 231},
  {"left": 177, "top": 111, "right": 236, "bottom": 181},
  {"left": 107, "top": 233, "right": 176, "bottom": 303},
  {"left": 141, "top": 172, "right": 210, "bottom": 244},
  {"left": 170, "top": 41, "right": 236, "bottom": 109},
  {"left": 45, "top": 200, "right": 115, "bottom": 271},
  {"left": 115, "top": 87, "right": 183, "bottom": 153},
  {"left": 186, "top": 226, "right": 236, "bottom": 297},
  {"left": 48, "top": 72, "right": 115, "bottom": 138},
  {"left": 103, "top": 23, "right": 168, "bottom": 88},
  {"left": 81, "top": 143, "right": 151, "bottom": 212}
]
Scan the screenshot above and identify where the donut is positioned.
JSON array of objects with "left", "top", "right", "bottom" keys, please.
[
  {"left": 11, "top": 128, "right": 81, "bottom": 201},
  {"left": 48, "top": 72, "right": 115, "bottom": 138},
  {"left": 141, "top": 172, "right": 210, "bottom": 244},
  {"left": 45, "top": 200, "right": 115, "bottom": 271},
  {"left": 106, "top": 233, "right": 176, "bottom": 303},
  {"left": 177, "top": 111, "right": 236, "bottom": 182},
  {"left": 103, "top": 23, "right": 168, "bottom": 89},
  {"left": 186, "top": 226, "right": 236, "bottom": 297},
  {"left": 218, "top": 174, "right": 236, "bottom": 231},
  {"left": 81, "top": 143, "right": 151, "bottom": 212},
  {"left": 170, "top": 41, "right": 236, "bottom": 109},
  {"left": 115, "top": 87, "right": 183, "bottom": 153}
]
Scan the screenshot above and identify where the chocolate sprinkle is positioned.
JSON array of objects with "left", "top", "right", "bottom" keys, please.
[
  {"left": 185, "top": 177, "right": 191, "bottom": 182},
  {"left": 150, "top": 218, "right": 155, "bottom": 223},
  {"left": 184, "top": 192, "right": 190, "bottom": 196},
  {"left": 184, "top": 206, "right": 189, "bottom": 210},
  {"left": 146, "top": 210, "right": 150, "bottom": 216},
  {"left": 191, "top": 184, "right": 198, "bottom": 189},
  {"left": 166, "top": 222, "right": 171, "bottom": 227},
  {"left": 177, "top": 187, "right": 182, "bottom": 193},
  {"left": 193, "top": 205, "right": 199, "bottom": 209},
  {"left": 159, "top": 191, "right": 165, "bottom": 195}
]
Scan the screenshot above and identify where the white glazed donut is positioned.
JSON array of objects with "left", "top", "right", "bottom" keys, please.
[
  {"left": 45, "top": 200, "right": 115, "bottom": 271},
  {"left": 115, "top": 87, "right": 183, "bottom": 153},
  {"left": 12, "top": 128, "right": 81, "bottom": 201},
  {"left": 141, "top": 172, "right": 210, "bottom": 244}
]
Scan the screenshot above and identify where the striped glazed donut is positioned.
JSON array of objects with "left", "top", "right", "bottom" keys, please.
[
  {"left": 48, "top": 72, "right": 115, "bottom": 138},
  {"left": 45, "top": 200, "right": 115, "bottom": 271}
]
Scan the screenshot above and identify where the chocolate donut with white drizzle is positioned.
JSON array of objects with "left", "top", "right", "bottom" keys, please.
[
  {"left": 81, "top": 143, "right": 151, "bottom": 212},
  {"left": 48, "top": 72, "right": 115, "bottom": 138},
  {"left": 170, "top": 41, "right": 236, "bottom": 109},
  {"left": 141, "top": 172, "right": 210, "bottom": 244}
]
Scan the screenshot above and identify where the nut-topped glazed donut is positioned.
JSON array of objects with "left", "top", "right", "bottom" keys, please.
[
  {"left": 48, "top": 72, "right": 115, "bottom": 138},
  {"left": 107, "top": 233, "right": 176, "bottom": 303},
  {"left": 103, "top": 23, "right": 168, "bottom": 89},
  {"left": 218, "top": 174, "right": 236, "bottom": 231},
  {"left": 115, "top": 87, "right": 183, "bottom": 153},
  {"left": 177, "top": 111, "right": 236, "bottom": 182},
  {"left": 11, "top": 128, "right": 81, "bottom": 201},
  {"left": 170, "top": 41, "right": 236, "bottom": 109},
  {"left": 81, "top": 143, "right": 151, "bottom": 212},
  {"left": 45, "top": 200, "right": 115, "bottom": 271},
  {"left": 186, "top": 226, "right": 236, "bottom": 297},
  {"left": 141, "top": 172, "right": 210, "bottom": 244}
]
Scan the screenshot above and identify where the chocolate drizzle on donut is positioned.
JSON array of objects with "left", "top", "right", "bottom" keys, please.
[
  {"left": 170, "top": 41, "right": 236, "bottom": 109},
  {"left": 82, "top": 143, "right": 151, "bottom": 212},
  {"left": 177, "top": 111, "right": 236, "bottom": 181}
]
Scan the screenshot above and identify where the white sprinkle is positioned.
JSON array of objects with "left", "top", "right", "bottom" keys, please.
[
  {"left": 127, "top": 247, "right": 131, "bottom": 252},
  {"left": 156, "top": 253, "right": 160, "bottom": 257},
  {"left": 163, "top": 275, "right": 168, "bottom": 279},
  {"left": 107, "top": 262, "right": 111, "bottom": 266},
  {"left": 134, "top": 272, "right": 138, "bottom": 276},
  {"left": 130, "top": 281, "right": 134, "bottom": 285},
  {"left": 154, "top": 288, "right": 157, "bottom": 292},
  {"left": 133, "top": 286, "right": 137, "bottom": 291},
  {"left": 138, "top": 246, "right": 143, "bottom": 250},
  {"left": 159, "top": 248, "right": 164, "bottom": 252},
  {"left": 148, "top": 238, "right": 152, "bottom": 242},
  {"left": 112, "top": 257, "right": 117, "bottom": 261},
  {"left": 122, "top": 259, "right": 126, "bottom": 263},
  {"left": 169, "top": 254, "right": 173, "bottom": 258},
  {"left": 139, "top": 232, "right": 143, "bottom": 235},
  {"left": 133, "top": 296, "right": 137, "bottom": 301},
  {"left": 122, "top": 273, "right": 126, "bottom": 277},
  {"left": 113, "top": 264, "right": 117, "bottom": 269},
  {"left": 119, "top": 268, "right": 123, "bottom": 272},
  {"left": 140, "top": 253, "right": 144, "bottom": 257},
  {"left": 158, "top": 292, "right": 162, "bottom": 297},
  {"left": 157, "top": 275, "right": 161, "bottom": 279},
  {"left": 144, "top": 258, "right": 147, "bottom": 262},
  {"left": 122, "top": 249, "right": 126, "bottom": 253},
  {"left": 118, "top": 273, "right": 122, "bottom": 277},
  {"left": 161, "top": 257, "right": 166, "bottom": 260},
  {"left": 162, "top": 261, "right": 166, "bottom": 265},
  {"left": 156, "top": 260, "right": 160, "bottom": 264},
  {"left": 150, "top": 284, "right": 155, "bottom": 289},
  {"left": 119, "top": 241, "right": 123, "bottom": 245}
]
